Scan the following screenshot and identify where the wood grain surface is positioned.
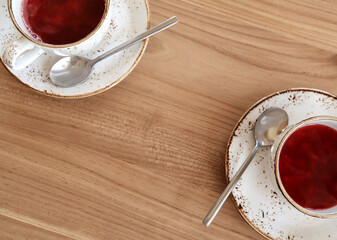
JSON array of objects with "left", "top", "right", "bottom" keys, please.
[{"left": 1, "top": 0, "right": 337, "bottom": 239}]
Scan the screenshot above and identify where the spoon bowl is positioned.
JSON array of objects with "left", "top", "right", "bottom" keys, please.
[
  {"left": 254, "top": 108, "right": 289, "bottom": 147},
  {"left": 50, "top": 56, "right": 93, "bottom": 88}
]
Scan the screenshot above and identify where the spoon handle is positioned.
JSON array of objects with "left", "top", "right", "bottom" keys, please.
[
  {"left": 202, "top": 143, "right": 260, "bottom": 227},
  {"left": 92, "top": 16, "right": 179, "bottom": 64}
]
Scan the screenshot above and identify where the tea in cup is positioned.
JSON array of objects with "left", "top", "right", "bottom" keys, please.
[
  {"left": 3, "top": 0, "right": 111, "bottom": 70},
  {"left": 273, "top": 116, "right": 337, "bottom": 218}
]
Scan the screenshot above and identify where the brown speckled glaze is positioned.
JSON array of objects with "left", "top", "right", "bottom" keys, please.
[
  {"left": 225, "top": 88, "right": 337, "bottom": 240},
  {"left": 0, "top": 0, "right": 151, "bottom": 98}
]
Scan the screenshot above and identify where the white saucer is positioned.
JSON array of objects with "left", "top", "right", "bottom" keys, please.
[
  {"left": 225, "top": 89, "right": 337, "bottom": 240},
  {"left": 0, "top": 0, "right": 150, "bottom": 98}
]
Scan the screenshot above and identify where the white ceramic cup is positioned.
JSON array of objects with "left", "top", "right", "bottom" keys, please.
[
  {"left": 272, "top": 116, "right": 337, "bottom": 218},
  {"left": 2, "top": 0, "right": 111, "bottom": 70}
]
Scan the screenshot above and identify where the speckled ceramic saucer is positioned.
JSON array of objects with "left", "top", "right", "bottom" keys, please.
[
  {"left": 0, "top": 0, "right": 150, "bottom": 98},
  {"left": 225, "top": 89, "right": 337, "bottom": 240}
]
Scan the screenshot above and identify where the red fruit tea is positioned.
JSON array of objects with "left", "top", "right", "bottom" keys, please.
[
  {"left": 22, "top": 0, "right": 106, "bottom": 45},
  {"left": 279, "top": 124, "right": 337, "bottom": 210}
]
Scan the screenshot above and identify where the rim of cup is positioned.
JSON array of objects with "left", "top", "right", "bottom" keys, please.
[
  {"left": 7, "top": 0, "right": 110, "bottom": 48},
  {"left": 274, "top": 116, "right": 337, "bottom": 219}
]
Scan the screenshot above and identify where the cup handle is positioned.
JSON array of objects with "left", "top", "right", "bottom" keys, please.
[{"left": 2, "top": 37, "right": 44, "bottom": 70}]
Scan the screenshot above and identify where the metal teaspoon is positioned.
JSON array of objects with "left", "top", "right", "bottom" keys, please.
[
  {"left": 203, "top": 107, "right": 288, "bottom": 227},
  {"left": 50, "top": 16, "right": 179, "bottom": 88}
]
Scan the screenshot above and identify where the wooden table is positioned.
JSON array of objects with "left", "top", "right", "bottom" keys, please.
[{"left": 1, "top": 0, "right": 337, "bottom": 239}]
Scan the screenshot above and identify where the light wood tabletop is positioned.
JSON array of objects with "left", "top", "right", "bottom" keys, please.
[{"left": 1, "top": 0, "right": 337, "bottom": 239}]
